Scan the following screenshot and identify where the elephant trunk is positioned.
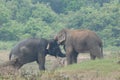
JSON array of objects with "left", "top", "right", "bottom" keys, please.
[
  {"left": 56, "top": 51, "right": 66, "bottom": 57},
  {"left": 57, "top": 53, "right": 66, "bottom": 57}
]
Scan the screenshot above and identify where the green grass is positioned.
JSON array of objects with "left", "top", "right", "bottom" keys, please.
[
  {"left": 0, "top": 41, "right": 16, "bottom": 50},
  {"left": 58, "top": 58, "right": 120, "bottom": 74},
  {"left": 0, "top": 58, "right": 120, "bottom": 80}
]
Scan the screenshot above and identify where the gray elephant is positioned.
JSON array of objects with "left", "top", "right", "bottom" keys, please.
[
  {"left": 8, "top": 38, "right": 65, "bottom": 70},
  {"left": 55, "top": 29, "right": 103, "bottom": 65}
]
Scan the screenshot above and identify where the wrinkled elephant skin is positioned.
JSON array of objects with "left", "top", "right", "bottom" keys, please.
[
  {"left": 55, "top": 29, "right": 103, "bottom": 65},
  {"left": 9, "top": 38, "right": 65, "bottom": 70}
]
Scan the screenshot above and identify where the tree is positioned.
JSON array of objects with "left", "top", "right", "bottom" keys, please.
[
  {"left": 0, "top": 2, "right": 11, "bottom": 27},
  {"left": 32, "top": 3, "right": 58, "bottom": 23},
  {"left": 23, "top": 18, "right": 54, "bottom": 39}
]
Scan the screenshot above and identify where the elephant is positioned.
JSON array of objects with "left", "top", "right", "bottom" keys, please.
[
  {"left": 55, "top": 28, "right": 103, "bottom": 65},
  {"left": 8, "top": 38, "right": 65, "bottom": 70}
]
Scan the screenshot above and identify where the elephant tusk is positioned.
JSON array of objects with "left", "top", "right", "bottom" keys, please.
[{"left": 46, "top": 43, "right": 50, "bottom": 50}]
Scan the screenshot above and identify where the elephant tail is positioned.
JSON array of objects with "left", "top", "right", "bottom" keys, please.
[
  {"left": 100, "top": 43, "right": 103, "bottom": 58},
  {"left": 9, "top": 51, "right": 14, "bottom": 60},
  {"left": 9, "top": 52, "right": 12, "bottom": 60}
]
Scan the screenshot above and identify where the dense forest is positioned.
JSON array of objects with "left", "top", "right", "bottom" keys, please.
[{"left": 0, "top": 0, "right": 120, "bottom": 49}]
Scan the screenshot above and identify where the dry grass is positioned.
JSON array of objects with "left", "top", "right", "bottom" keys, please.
[
  {"left": 0, "top": 66, "right": 120, "bottom": 80},
  {"left": 0, "top": 50, "right": 120, "bottom": 80},
  {"left": 0, "top": 66, "right": 19, "bottom": 80}
]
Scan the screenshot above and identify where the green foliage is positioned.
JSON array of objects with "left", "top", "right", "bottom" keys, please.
[
  {"left": 59, "top": 58, "right": 120, "bottom": 74},
  {"left": 0, "top": 41, "right": 16, "bottom": 50},
  {"left": 0, "top": 0, "right": 119, "bottom": 49},
  {"left": 31, "top": 3, "right": 58, "bottom": 23},
  {"left": 0, "top": 20, "right": 24, "bottom": 41},
  {"left": 24, "top": 18, "right": 54, "bottom": 39},
  {"left": 0, "top": 2, "right": 11, "bottom": 26}
]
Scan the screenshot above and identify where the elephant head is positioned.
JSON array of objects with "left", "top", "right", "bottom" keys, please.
[
  {"left": 55, "top": 29, "right": 68, "bottom": 45},
  {"left": 46, "top": 39, "right": 66, "bottom": 57}
]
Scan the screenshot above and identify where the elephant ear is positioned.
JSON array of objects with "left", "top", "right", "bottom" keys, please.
[
  {"left": 58, "top": 29, "right": 67, "bottom": 44},
  {"left": 59, "top": 33, "right": 66, "bottom": 43},
  {"left": 46, "top": 43, "right": 50, "bottom": 50}
]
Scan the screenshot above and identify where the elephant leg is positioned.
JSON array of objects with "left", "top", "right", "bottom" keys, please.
[
  {"left": 66, "top": 53, "right": 73, "bottom": 65},
  {"left": 90, "top": 53, "right": 96, "bottom": 60},
  {"left": 72, "top": 52, "right": 78, "bottom": 63},
  {"left": 90, "top": 46, "right": 103, "bottom": 60},
  {"left": 97, "top": 46, "right": 103, "bottom": 59},
  {"left": 89, "top": 47, "right": 97, "bottom": 60},
  {"left": 37, "top": 52, "right": 45, "bottom": 70},
  {"left": 66, "top": 47, "right": 73, "bottom": 65}
]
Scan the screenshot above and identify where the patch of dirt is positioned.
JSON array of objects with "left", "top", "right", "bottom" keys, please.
[{"left": 0, "top": 51, "right": 9, "bottom": 64}]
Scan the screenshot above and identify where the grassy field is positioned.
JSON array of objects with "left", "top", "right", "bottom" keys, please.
[{"left": 0, "top": 50, "right": 120, "bottom": 80}]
